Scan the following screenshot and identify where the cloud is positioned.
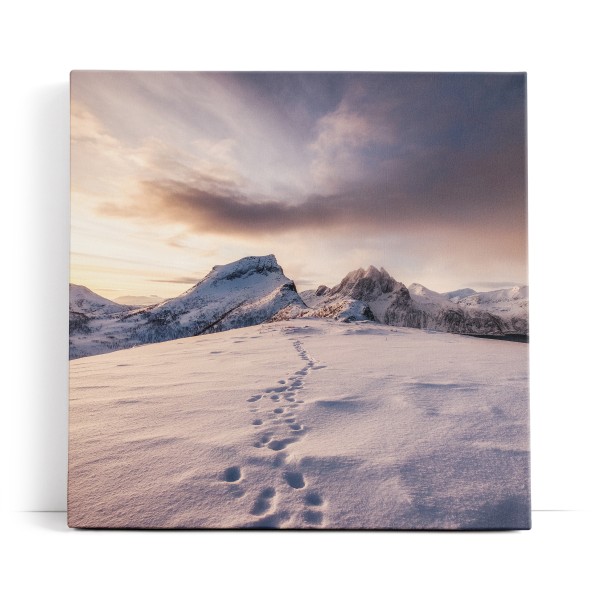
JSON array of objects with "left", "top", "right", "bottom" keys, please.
[
  {"left": 310, "top": 106, "right": 391, "bottom": 191},
  {"left": 96, "top": 179, "right": 371, "bottom": 235},
  {"left": 84, "top": 72, "right": 526, "bottom": 242},
  {"left": 75, "top": 72, "right": 527, "bottom": 294},
  {"left": 99, "top": 141, "right": 525, "bottom": 243}
]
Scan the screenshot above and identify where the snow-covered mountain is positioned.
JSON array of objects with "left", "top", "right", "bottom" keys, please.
[
  {"left": 301, "top": 267, "right": 528, "bottom": 337},
  {"left": 70, "top": 284, "right": 133, "bottom": 316},
  {"left": 443, "top": 288, "right": 477, "bottom": 302},
  {"left": 70, "top": 256, "right": 528, "bottom": 359},
  {"left": 69, "top": 284, "right": 134, "bottom": 336},
  {"left": 69, "top": 255, "right": 306, "bottom": 359},
  {"left": 454, "top": 286, "right": 528, "bottom": 314},
  {"left": 299, "top": 266, "right": 401, "bottom": 323}
]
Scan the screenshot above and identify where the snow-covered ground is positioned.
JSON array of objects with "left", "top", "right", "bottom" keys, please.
[{"left": 69, "top": 319, "right": 530, "bottom": 529}]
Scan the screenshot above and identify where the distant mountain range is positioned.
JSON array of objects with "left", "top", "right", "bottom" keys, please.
[
  {"left": 70, "top": 255, "right": 528, "bottom": 359},
  {"left": 113, "top": 294, "right": 166, "bottom": 306},
  {"left": 296, "top": 266, "right": 528, "bottom": 337}
]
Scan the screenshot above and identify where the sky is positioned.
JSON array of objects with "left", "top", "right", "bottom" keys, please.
[{"left": 71, "top": 71, "right": 527, "bottom": 299}]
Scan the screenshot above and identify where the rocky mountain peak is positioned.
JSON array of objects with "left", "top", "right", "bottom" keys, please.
[{"left": 329, "top": 265, "right": 403, "bottom": 301}]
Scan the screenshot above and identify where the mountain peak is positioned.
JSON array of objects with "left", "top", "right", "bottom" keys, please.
[
  {"left": 329, "top": 265, "right": 404, "bottom": 301},
  {"left": 70, "top": 254, "right": 305, "bottom": 359},
  {"left": 69, "top": 283, "right": 132, "bottom": 315},
  {"left": 209, "top": 254, "right": 281, "bottom": 281}
]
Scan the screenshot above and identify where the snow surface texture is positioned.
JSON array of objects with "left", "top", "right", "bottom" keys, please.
[
  {"left": 70, "top": 256, "right": 528, "bottom": 359},
  {"left": 69, "top": 319, "right": 530, "bottom": 530}
]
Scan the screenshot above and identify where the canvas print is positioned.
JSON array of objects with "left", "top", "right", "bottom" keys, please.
[{"left": 69, "top": 71, "right": 530, "bottom": 529}]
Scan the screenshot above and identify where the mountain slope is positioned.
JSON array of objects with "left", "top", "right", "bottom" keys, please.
[{"left": 69, "top": 255, "right": 306, "bottom": 359}]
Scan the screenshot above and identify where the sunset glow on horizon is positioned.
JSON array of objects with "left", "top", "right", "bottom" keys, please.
[{"left": 71, "top": 71, "right": 527, "bottom": 299}]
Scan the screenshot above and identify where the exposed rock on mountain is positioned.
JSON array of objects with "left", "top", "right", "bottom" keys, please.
[{"left": 303, "top": 267, "right": 528, "bottom": 337}]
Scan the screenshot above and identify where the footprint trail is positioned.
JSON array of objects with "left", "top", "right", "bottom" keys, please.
[{"left": 222, "top": 332, "right": 328, "bottom": 527}]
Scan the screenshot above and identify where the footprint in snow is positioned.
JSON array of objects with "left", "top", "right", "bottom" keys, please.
[
  {"left": 283, "top": 471, "right": 305, "bottom": 489},
  {"left": 265, "top": 386, "right": 287, "bottom": 393},
  {"left": 302, "top": 510, "right": 324, "bottom": 526},
  {"left": 250, "top": 487, "right": 277, "bottom": 516},
  {"left": 273, "top": 452, "right": 288, "bottom": 467},
  {"left": 260, "top": 433, "right": 273, "bottom": 444},
  {"left": 249, "top": 511, "right": 290, "bottom": 529},
  {"left": 267, "top": 438, "right": 296, "bottom": 451},
  {"left": 304, "top": 491, "right": 324, "bottom": 506},
  {"left": 223, "top": 466, "right": 242, "bottom": 483}
]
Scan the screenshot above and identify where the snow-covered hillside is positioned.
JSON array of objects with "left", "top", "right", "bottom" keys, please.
[
  {"left": 69, "top": 255, "right": 306, "bottom": 359},
  {"left": 68, "top": 319, "right": 530, "bottom": 529}
]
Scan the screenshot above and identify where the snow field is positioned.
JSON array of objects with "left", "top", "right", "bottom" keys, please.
[{"left": 69, "top": 319, "right": 529, "bottom": 529}]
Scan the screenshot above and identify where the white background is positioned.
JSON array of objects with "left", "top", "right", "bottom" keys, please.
[{"left": 2, "top": 1, "right": 598, "bottom": 598}]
